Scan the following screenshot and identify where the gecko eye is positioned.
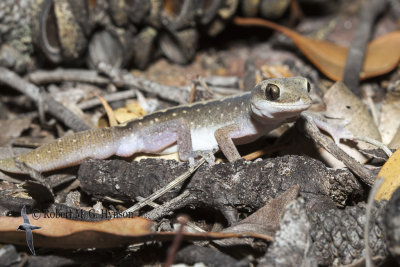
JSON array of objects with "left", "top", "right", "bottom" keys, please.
[
  {"left": 265, "top": 84, "right": 280, "bottom": 100},
  {"left": 307, "top": 81, "right": 311, "bottom": 92}
]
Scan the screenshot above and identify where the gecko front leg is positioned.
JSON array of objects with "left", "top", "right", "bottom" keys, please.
[{"left": 214, "top": 124, "right": 242, "bottom": 162}]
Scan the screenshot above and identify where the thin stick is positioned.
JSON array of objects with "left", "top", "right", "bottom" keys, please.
[
  {"left": 144, "top": 191, "right": 193, "bottom": 221},
  {"left": 354, "top": 136, "right": 393, "bottom": 158},
  {"left": 164, "top": 218, "right": 187, "bottom": 267},
  {"left": 300, "top": 113, "right": 375, "bottom": 186},
  {"left": 0, "top": 67, "right": 90, "bottom": 132},
  {"left": 78, "top": 90, "right": 137, "bottom": 110},
  {"left": 119, "top": 159, "right": 205, "bottom": 216},
  {"left": 97, "top": 62, "right": 191, "bottom": 104},
  {"left": 27, "top": 69, "right": 109, "bottom": 85}
]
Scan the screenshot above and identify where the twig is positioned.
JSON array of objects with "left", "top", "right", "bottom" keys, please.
[
  {"left": 97, "top": 62, "right": 191, "bottom": 104},
  {"left": 30, "top": 67, "right": 241, "bottom": 105},
  {"left": 0, "top": 67, "right": 90, "bottom": 132},
  {"left": 27, "top": 69, "right": 110, "bottom": 85},
  {"left": 78, "top": 90, "right": 137, "bottom": 110},
  {"left": 164, "top": 217, "right": 187, "bottom": 267},
  {"left": 118, "top": 159, "right": 205, "bottom": 217},
  {"left": 189, "top": 81, "right": 197, "bottom": 104},
  {"left": 343, "top": 0, "right": 387, "bottom": 96},
  {"left": 242, "top": 143, "right": 290, "bottom": 161},
  {"left": 354, "top": 136, "right": 393, "bottom": 157},
  {"left": 144, "top": 191, "right": 194, "bottom": 221},
  {"left": 300, "top": 113, "right": 375, "bottom": 186}
]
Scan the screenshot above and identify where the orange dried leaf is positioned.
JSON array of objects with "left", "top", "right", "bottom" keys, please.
[
  {"left": 114, "top": 101, "right": 147, "bottom": 124},
  {"left": 97, "top": 94, "right": 118, "bottom": 127},
  {"left": 0, "top": 215, "right": 155, "bottom": 249},
  {"left": 260, "top": 65, "right": 294, "bottom": 79},
  {"left": 234, "top": 17, "right": 400, "bottom": 81},
  {"left": 375, "top": 148, "right": 400, "bottom": 201},
  {"left": 0, "top": 213, "right": 273, "bottom": 249}
]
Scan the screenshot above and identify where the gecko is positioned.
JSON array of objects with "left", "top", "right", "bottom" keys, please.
[{"left": 0, "top": 77, "right": 313, "bottom": 174}]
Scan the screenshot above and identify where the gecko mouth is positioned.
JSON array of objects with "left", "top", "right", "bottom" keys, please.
[{"left": 251, "top": 101, "right": 311, "bottom": 119}]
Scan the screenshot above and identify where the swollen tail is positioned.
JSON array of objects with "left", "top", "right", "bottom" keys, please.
[{"left": 0, "top": 127, "right": 120, "bottom": 174}]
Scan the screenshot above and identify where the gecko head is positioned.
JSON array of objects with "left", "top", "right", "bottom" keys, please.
[{"left": 250, "top": 77, "right": 312, "bottom": 123}]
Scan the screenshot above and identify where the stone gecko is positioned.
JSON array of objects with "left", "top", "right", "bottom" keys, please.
[{"left": 0, "top": 77, "right": 313, "bottom": 174}]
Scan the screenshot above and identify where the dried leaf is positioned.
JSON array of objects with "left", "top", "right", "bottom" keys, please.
[
  {"left": 0, "top": 213, "right": 273, "bottom": 249},
  {"left": 97, "top": 95, "right": 118, "bottom": 127},
  {"left": 389, "top": 126, "right": 400, "bottom": 149},
  {"left": 375, "top": 148, "right": 400, "bottom": 201},
  {"left": 234, "top": 17, "right": 400, "bottom": 81},
  {"left": 114, "top": 101, "right": 147, "bottom": 124},
  {"left": 260, "top": 65, "right": 294, "bottom": 79},
  {"left": 98, "top": 100, "right": 146, "bottom": 127},
  {"left": 324, "top": 82, "right": 381, "bottom": 144},
  {"left": 238, "top": 185, "right": 300, "bottom": 232},
  {"left": 379, "top": 91, "right": 400, "bottom": 145},
  {"left": 321, "top": 82, "right": 380, "bottom": 167},
  {"left": 211, "top": 186, "right": 299, "bottom": 247}
]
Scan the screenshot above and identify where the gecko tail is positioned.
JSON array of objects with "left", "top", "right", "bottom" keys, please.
[
  {"left": 0, "top": 128, "right": 120, "bottom": 174},
  {"left": 0, "top": 157, "right": 21, "bottom": 174}
]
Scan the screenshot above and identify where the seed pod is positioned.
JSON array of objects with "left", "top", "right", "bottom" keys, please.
[
  {"left": 144, "top": 0, "right": 163, "bottom": 29},
  {"left": 203, "top": 0, "right": 239, "bottom": 36},
  {"left": 0, "top": 0, "right": 34, "bottom": 72},
  {"left": 131, "top": 27, "right": 158, "bottom": 69},
  {"left": 161, "top": 0, "right": 199, "bottom": 30},
  {"left": 240, "top": 0, "right": 260, "bottom": 17},
  {"left": 68, "top": 0, "right": 94, "bottom": 35},
  {"left": 197, "top": 0, "right": 224, "bottom": 25},
  {"left": 87, "top": 25, "right": 136, "bottom": 69},
  {"left": 126, "top": 0, "right": 150, "bottom": 24},
  {"left": 108, "top": 0, "right": 129, "bottom": 26},
  {"left": 159, "top": 28, "right": 198, "bottom": 64},
  {"left": 309, "top": 201, "right": 388, "bottom": 265},
  {"left": 33, "top": 0, "right": 88, "bottom": 63},
  {"left": 259, "top": 0, "right": 291, "bottom": 19}
]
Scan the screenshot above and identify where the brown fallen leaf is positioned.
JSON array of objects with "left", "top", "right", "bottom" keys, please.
[
  {"left": 375, "top": 148, "right": 400, "bottom": 201},
  {"left": 389, "top": 126, "right": 400, "bottom": 149},
  {"left": 260, "top": 65, "right": 294, "bottom": 79},
  {"left": 214, "top": 185, "right": 300, "bottom": 247},
  {"left": 379, "top": 91, "right": 400, "bottom": 145},
  {"left": 234, "top": 17, "right": 400, "bottom": 81},
  {"left": 113, "top": 101, "right": 147, "bottom": 124},
  {"left": 98, "top": 99, "right": 147, "bottom": 127},
  {"left": 321, "top": 81, "right": 380, "bottom": 167},
  {"left": 238, "top": 185, "right": 300, "bottom": 232},
  {"left": 0, "top": 213, "right": 272, "bottom": 249},
  {"left": 96, "top": 94, "right": 118, "bottom": 127}
]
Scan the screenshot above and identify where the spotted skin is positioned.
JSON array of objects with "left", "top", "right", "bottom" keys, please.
[{"left": 0, "top": 77, "right": 312, "bottom": 174}]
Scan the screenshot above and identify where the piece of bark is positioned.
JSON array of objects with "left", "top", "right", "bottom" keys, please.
[
  {"left": 0, "top": 245, "right": 20, "bottom": 266},
  {"left": 258, "top": 198, "right": 316, "bottom": 267},
  {"left": 78, "top": 156, "right": 362, "bottom": 224}
]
